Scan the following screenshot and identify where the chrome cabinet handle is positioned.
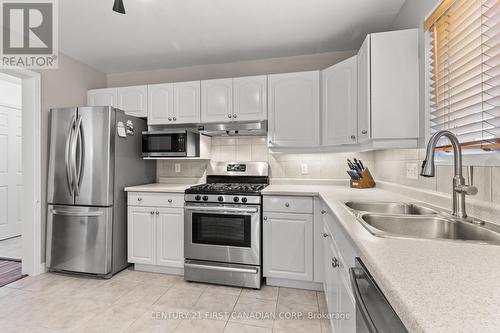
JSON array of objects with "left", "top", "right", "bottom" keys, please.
[
  {"left": 137, "top": 197, "right": 142, "bottom": 201},
  {"left": 228, "top": 114, "right": 232, "bottom": 118},
  {"left": 285, "top": 203, "right": 290, "bottom": 207},
  {"left": 168, "top": 199, "right": 173, "bottom": 203},
  {"left": 361, "top": 130, "right": 367, "bottom": 135},
  {"left": 232, "top": 114, "right": 237, "bottom": 118},
  {"left": 173, "top": 117, "right": 177, "bottom": 121},
  {"left": 168, "top": 117, "right": 172, "bottom": 121},
  {"left": 323, "top": 233, "right": 329, "bottom": 238},
  {"left": 156, "top": 211, "right": 159, "bottom": 215},
  {"left": 263, "top": 216, "right": 267, "bottom": 221},
  {"left": 351, "top": 135, "right": 356, "bottom": 140},
  {"left": 321, "top": 210, "right": 327, "bottom": 214},
  {"left": 150, "top": 211, "right": 154, "bottom": 215},
  {"left": 331, "top": 257, "right": 339, "bottom": 268}
]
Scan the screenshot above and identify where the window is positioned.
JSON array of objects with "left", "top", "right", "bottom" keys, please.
[{"left": 425, "top": 0, "right": 499, "bottom": 151}]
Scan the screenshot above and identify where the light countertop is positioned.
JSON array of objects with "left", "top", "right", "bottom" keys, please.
[
  {"left": 124, "top": 183, "right": 196, "bottom": 193},
  {"left": 263, "top": 184, "right": 500, "bottom": 333}
]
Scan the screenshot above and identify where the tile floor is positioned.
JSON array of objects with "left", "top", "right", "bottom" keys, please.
[
  {"left": 0, "top": 236, "right": 22, "bottom": 260},
  {"left": 0, "top": 268, "right": 333, "bottom": 333}
]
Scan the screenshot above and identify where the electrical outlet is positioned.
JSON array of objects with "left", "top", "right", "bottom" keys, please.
[
  {"left": 175, "top": 163, "right": 181, "bottom": 173},
  {"left": 301, "top": 163, "right": 309, "bottom": 175},
  {"left": 406, "top": 163, "right": 419, "bottom": 180}
]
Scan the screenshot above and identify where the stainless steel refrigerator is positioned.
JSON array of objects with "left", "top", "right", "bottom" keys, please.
[{"left": 46, "top": 106, "right": 155, "bottom": 277}]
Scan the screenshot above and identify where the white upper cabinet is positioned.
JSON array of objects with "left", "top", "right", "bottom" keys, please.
[
  {"left": 357, "top": 36, "right": 371, "bottom": 143},
  {"left": 268, "top": 71, "right": 320, "bottom": 147},
  {"left": 174, "top": 81, "right": 201, "bottom": 124},
  {"left": 322, "top": 56, "right": 358, "bottom": 146},
  {"left": 201, "top": 78, "right": 233, "bottom": 123},
  {"left": 147, "top": 83, "right": 174, "bottom": 125},
  {"left": 87, "top": 88, "right": 118, "bottom": 108},
  {"left": 357, "top": 29, "right": 419, "bottom": 145},
  {"left": 117, "top": 85, "right": 148, "bottom": 117},
  {"left": 233, "top": 75, "right": 267, "bottom": 122}
]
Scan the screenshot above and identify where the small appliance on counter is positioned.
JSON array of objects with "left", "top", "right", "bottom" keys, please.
[
  {"left": 183, "top": 162, "right": 269, "bottom": 289},
  {"left": 346, "top": 158, "right": 375, "bottom": 189}
]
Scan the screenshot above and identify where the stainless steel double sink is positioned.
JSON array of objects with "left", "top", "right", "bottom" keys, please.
[{"left": 345, "top": 201, "right": 500, "bottom": 245}]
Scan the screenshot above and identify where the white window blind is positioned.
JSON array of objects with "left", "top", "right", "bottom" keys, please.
[{"left": 427, "top": 0, "right": 500, "bottom": 151}]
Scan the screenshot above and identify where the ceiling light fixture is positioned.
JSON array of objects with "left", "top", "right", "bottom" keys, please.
[{"left": 112, "top": 0, "right": 126, "bottom": 14}]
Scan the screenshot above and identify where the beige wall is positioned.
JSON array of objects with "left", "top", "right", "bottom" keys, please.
[
  {"left": 37, "top": 53, "right": 107, "bottom": 259},
  {"left": 107, "top": 51, "right": 356, "bottom": 87}
]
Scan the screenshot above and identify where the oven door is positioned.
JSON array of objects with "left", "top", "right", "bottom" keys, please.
[
  {"left": 184, "top": 203, "right": 261, "bottom": 265},
  {"left": 142, "top": 131, "right": 187, "bottom": 157}
]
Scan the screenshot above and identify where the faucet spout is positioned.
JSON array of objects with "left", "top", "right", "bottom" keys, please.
[{"left": 420, "top": 130, "right": 476, "bottom": 218}]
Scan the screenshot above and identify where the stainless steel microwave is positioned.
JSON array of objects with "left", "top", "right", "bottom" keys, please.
[{"left": 142, "top": 130, "right": 200, "bottom": 157}]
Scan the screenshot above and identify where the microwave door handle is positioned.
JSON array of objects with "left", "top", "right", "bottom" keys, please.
[
  {"left": 65, "top": 114, "right": 76, "bottom": 195},
  {"left": 350, "top": 267, "right": 379, "bottom": 333}
]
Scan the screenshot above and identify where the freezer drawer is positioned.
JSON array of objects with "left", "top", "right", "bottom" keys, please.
[{"left": 46, "top": 205, "right": 113, "bottom": 275}]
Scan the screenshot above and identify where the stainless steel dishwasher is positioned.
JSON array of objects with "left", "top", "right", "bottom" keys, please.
[{"left": 349, "top": 258, "right": 408, "bottom": 333}]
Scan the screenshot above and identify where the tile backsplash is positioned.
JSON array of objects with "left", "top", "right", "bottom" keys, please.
[{"left": 156, "top": 136, "right": 375, "bottom": 180}]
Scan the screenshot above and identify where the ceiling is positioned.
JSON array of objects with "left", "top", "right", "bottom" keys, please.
[{"left": 59, "top": 0, "right": 406, "bottom": 73}]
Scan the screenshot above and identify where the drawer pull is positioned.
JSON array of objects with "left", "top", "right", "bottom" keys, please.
[
  {"left": 168, "top": 199, "right": 173, "bottom": 203},
  {"left": 321, "top": 210, "right": 327, "bottom": 214},
  {"left": 323, "top": 233, "right": 329, "bottom": 238},
  {"left": 285, "top": 203, "right": 290, "bottom": 207},
  {"left": 137, "top": 197, "right": 142, "bottom": 201},
  {"left": 263, "top": 216, "right": 268, "bottom": 221},
  {"left": 156, "top": 211, "right": 159, "bottom": 215},
  {"left": 331, "top": 257, "right": 339, "bottom": 268},
  {"left": 150, "top": 211, "right": 154, "bottom": 215}
]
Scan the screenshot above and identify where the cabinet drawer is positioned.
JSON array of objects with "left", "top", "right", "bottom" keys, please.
[
  {"left": 128, "top": 192, "right": 184, "bottom": 208},
  {"left": 263, "top": 196, "right": 313, "bottom": 214}
]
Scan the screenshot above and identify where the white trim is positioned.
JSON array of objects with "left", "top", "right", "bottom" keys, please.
[
  {"left": 265, "top": 277, "right": 323, "bottom": 291},
  {"left": 0, "top": 67, "right": 42, "bottom": 276}
]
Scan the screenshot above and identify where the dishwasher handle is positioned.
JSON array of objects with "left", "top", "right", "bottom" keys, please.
[{"left": 350, "top": 267, "right": 379, "bottom": 333}]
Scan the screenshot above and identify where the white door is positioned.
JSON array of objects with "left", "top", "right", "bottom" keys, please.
[
  {"left": 174, "top": 81, "right": 201, "bottom": 124},
  {"left": 87, "top": 88, "right": 118, "bottom": 108},
  {"left": 263, "top": 212, "right": 313, "bottom": 281},
  {"left": 127, "top": 206, "right": 156, "bottom": 265},
  {"left": 156, "top": 207, "right": 184, "bottom": 267},
  {"left": 268, "top": 71, "right": 320, "bottom": 147},
  {"left": 322, "top": 56, "right": 358, "bottom": 145},
  {"left": 357, "top": 35, "right": 371, "bottom": 143},
  {"left": 201, "top": 78, "right": 233, "bottom": 123},
  {"left": 233, "top": 75, "right": 267, "bottom": 122},
  {"left": 0, "top": 106, "right": 22, "bottom": 240},
  {"left": 147, "top": 83, "right": 174, "bottom": 125},
  {"left": 117, "top": 85, "right": 148, "bottom": 117}
]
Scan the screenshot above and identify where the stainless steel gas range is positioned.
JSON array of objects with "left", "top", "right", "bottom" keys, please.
[{"left": 184, "top": 162, "right": 269, "bottom": 289}]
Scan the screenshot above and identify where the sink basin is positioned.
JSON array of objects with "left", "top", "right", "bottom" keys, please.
[
  {"left": 345, "top": 202, "right": 438, "bottom": 215},
  {"left": 360, "top": 214, "right": 500, "bottom": 244}
]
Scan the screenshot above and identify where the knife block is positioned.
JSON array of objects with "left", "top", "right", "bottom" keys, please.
[{"left": 350, "top": 168, "right": 376, "bottom": 189}]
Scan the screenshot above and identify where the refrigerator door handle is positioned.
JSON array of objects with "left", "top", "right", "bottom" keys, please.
[
  {"left": 75, "top": 116, "right": 84, "bottom": 192},
  {"left": 65, "top": 114, "right": 76, "bottom": 195},
  {"left": 49, "top": 208, "right": 104, "bottom": 217},
  {"left": 71, "top": 115, "right": 83, "bottom": 195}
]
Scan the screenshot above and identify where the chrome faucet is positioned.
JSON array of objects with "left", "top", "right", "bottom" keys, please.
[{"left": 420, "top": 130, "right": 477, "bottom": 218}]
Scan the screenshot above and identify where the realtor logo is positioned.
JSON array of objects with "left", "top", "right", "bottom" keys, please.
[{"left": 1, "top": 0, "right": 58, "bottom": 68}]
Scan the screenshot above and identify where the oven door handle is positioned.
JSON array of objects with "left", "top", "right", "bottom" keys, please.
[
  {"left": 184, "top": 262, "right": 259, "bottom": 274},
  {"left": 184, "top": 205, "right": 259, "bottom": 214}
]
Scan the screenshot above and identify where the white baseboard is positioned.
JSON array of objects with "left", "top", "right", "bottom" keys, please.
[
  {"left": 134, "top": 264, "right": 184, "bottom": 276},
  {"left": 266, "top": 277, "right": 323, "bottom": 291}
]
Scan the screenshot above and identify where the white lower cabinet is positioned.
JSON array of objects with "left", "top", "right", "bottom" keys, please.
[
  {"left": 127, "top": 192, "right": 184, "bottom": 272},
  {"left": 263, "top": 212, "right": 313, "bottom": 281}
]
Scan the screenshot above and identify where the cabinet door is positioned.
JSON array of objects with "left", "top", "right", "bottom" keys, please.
[
  {"left": 263, "top": 212, "right": 313, "bottom": 281},
  {"left": 147, "top": 83, "right": 174, "bottom": 125},
  {"left": 117, "top": 85, "right": 148, "bottom": 117},
  {"left": 323, "top": 226, "right": 342, "bottom": 333},
  {"left": 156, "top": 207, "right": 184, "bottom": 268},
  {"left": 87, "top": 88, "right": 118, "bottom": 107},
  {"left": 268, "top": 71, "right": 320, "bottom": 147},
  {"left": 357, "top": 35, "right": 371, "bottom": 143},
  {"left": 338, "top": 274, "right": 356, "bottom": 333},
  {"left": 174, "top": 81, "right": 201, "bottom": 124},
  {"left": 127, "top": 206, "right": 155, "bottom": 265},
  {"left": 233, "top": 75, "right": 267, "bottom": 121},
  {"left": 322, "top": 56, "right": 358, "bottom": 145},
  {"left": 201, "top": 78, "right": 233, "bottom": 123}
]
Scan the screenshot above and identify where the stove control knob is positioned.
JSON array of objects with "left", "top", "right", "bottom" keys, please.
[
  {"left": 202, "top": 196, "right": 209, "bottom": 201},
  {"left": 218, "top": 196, "right": 224, "bottom": 202},
  {"left": 195, "top": 195, "right": 201, "bottom": 201},
  {"left": 241, "top": 197, "right": 247, "bottom": 203},
  {"left": 233, "top": 197, "right": 240, "bottom": 203}
]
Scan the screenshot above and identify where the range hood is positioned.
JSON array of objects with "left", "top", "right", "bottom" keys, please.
[{"left": 197, "top": 120, "right": 267, "bottom": 136}]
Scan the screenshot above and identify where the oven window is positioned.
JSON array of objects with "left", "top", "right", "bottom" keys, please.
[{"left": 192, "top": 213, "right": 251, "bottom": 247}]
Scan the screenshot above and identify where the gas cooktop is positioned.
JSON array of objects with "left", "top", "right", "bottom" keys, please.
[{"left": 185, "top": 182, "right": 268, "bottom": 195}]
